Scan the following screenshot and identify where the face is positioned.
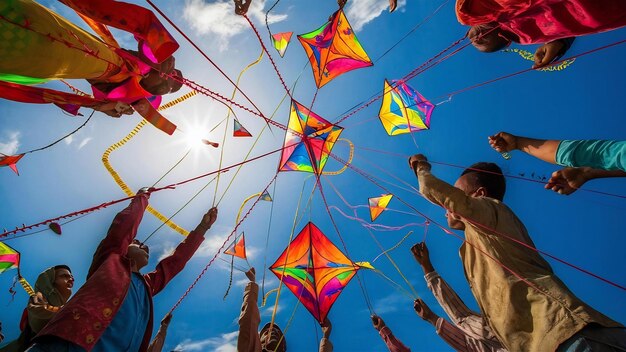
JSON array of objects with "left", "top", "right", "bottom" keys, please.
[
  {"left": 54, "top": 268, "right": 74, "bottom": 297},
  {"left": 127, "top": 241, "right": 150, "bottom": 270},
  {"left": 467, "top": 25, "right": 509, "bottom": 52},
  {"left": 260, "top": 327, "right": 285, "bottom": 352}
]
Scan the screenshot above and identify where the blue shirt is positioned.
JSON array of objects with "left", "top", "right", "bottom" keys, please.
[
  {"left": 556, "top": 140, "right": 626, "bottom": 171},
  {"left": 92, "top": 272, "right": 150, "bottom": 352}
]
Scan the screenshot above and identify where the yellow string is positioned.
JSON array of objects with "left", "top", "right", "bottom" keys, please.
[
  {"left": 321, "top": 138, "right": 354, "bottom": 176},
  {"left": 213, "top": 48, "right": 265, "bottom": 206},
  {"left": 261, "top": 287, "right": 279, "bottom": 307},
  {"left": 19, "top": 276, "right": 35, "bottom": 297},
  {"left": 503, "top": 48, "right": 575, "bottom": 71},
  {"left": 101, "top": 91, "right": 198, "bottom": 236}
]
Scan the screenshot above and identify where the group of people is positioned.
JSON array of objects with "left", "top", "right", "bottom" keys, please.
[{"left": 1, "top": 0, "right": 625, "bottom": 351}]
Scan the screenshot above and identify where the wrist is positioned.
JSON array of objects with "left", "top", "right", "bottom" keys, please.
[{"left": 421, "top": 263, "right": 435, "bottom": 274}]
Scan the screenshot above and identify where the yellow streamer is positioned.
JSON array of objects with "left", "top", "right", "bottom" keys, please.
[
  {"left": 101, "top": 91, "right": 198, "bottom": 236},
  {"left": 261, "top": 287, "right": 279, "bottom": 307},
  {"left": 503, "top": 48, "right": 575, "bottom": 71},
  {"left": 19, "top": 276, "right": 35, "bottom": 297},
  {"left": 321, "top": 138, "right": 354, "bottom": 176}
]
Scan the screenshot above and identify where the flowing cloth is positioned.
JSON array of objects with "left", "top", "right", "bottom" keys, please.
[{"left": 455, "top": 0, "right": 626, "bottom": 44}]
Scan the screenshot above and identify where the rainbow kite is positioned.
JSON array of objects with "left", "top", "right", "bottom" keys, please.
[
  {"left": 369, "top": 194, "right": 393, "bottom": 222},
  {"left": 270, "top": 222, "right": 373, "bottom": 324},
  {"left": 378, "top": 79, "right": 434, "bottom": 136},
  {"left": 278, "top": 100, "right": 343, "bottom": 174},
  {"left": 0, "top": 241, "right": 20, "bottom": 274},
  {"left": 272, "top": 32, "right": 293, "bottom": 58},
  {"left": 298, "top": 10, "right": 372, "bottom": 88}
]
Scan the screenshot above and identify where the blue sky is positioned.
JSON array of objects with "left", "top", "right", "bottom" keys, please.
[{"left": 1, "top": 1, "right": 625, "bottom": 351}]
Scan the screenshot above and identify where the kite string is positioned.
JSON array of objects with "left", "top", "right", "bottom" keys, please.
[
  {"left": 22, "top": 110, "right": 95, "bottom": 155},
  {"left": 261, "top": 180, "right": 279, "bottom": 298},
  {"left": 168, "top": 172, "right": 280, "bottom": 313}
]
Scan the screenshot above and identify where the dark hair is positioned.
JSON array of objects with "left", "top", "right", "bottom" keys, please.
[
  {"left": 461, "top": 162, "right": 506, "bottom": 200},
  {"left": 54, "top": 264, "right": 71, "bottom": 273}
]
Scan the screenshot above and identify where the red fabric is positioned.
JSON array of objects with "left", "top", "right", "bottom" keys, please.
[
  {"left": 456, "top": 0, "right": 626, "bottom": 44},
  {"left": 0, "top": 81, "right": 104, "bottom": 115},
  {"left": 36, "top": 195, "right": 205, "bottom": 351},
  {"left": 379, "top": 326, "right": 411, "bottom": 352},
  {"left": 59, "top": 0, "right": 179, "bottom": 63}
]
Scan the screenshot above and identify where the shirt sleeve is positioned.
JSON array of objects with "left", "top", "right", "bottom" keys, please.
[
  {"left": 425, "top": 272, "right": 493, "bottom": 341},
  {"left": 238, "top": 282, "right": 262, "bottom": 352},
  {"left": 417, "top": 171, "right": 499, "bottom": 228},
  {"left": 379, "top": 326, "right": 411, "bottom": 352},
  {"left": 556, "top": 140, "right": 626, "bottom": 171}
]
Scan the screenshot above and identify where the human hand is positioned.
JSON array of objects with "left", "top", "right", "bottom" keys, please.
[
  {"left": 321, "top": 317, "right": 332, "bottom": 338},
  {"left": 199, "top": 207, "right": 218, "bottom": 229},
  {"left": 160, "top": 313, "right": 173, "bottom": 327},
  {"left": 414, "top": 299, "right": 437, "bottom": 325},
  {"left": 137, "top": 187, "right": 155, "bottom": 198},
  {"left": 410, "top": 242, "right": 434, "bottom": 273},
  {"left": 389, "top": 0, "right": 397, "bottom": 12},
  {"left": 245, "top": 267, "right": 256, "bottom": 283},
  {"left": 234, "top": 0, "right": 251, "bottom": 15},
  {"left": 408, "top": 154, "right": 431, "bottom": 173},
  {"left": 488, "top": 132, "right": 518, "bottom": 153},
  {"left": 533, "top": 41, "right": 565, "bottom": 69},
  {"left": 545, "top": 167, "right": 588, "bottom": 195},
  {"left": 31, "top": 291, "right": 49, "bottom": 305},
  {"left": 371, "top": 315, "right": 386, "bottom": 331}
]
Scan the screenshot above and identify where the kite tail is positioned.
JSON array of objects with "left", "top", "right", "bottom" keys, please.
[{"left": 223, "top": 255, "right": 235, "bottom": 300}]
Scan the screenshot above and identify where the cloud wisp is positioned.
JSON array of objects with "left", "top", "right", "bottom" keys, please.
[
  {"left": 173, "top": 331, "right": 238, "bottom": 352},
  {"left": 345, "top": 0, "right": 406, "bottom": 31},
  {"left": 0, "top": 131, "right": 21, "bottom": 155}
]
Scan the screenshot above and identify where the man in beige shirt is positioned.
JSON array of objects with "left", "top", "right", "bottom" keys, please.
[{"left": 408, "top": 154, "right": 625, "bottom": 351}]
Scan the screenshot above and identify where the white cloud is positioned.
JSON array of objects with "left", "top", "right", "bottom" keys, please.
[
  {"left": 0, "top": 131, "right": 20, "bottom": 155},
  {"left": 183, "top": 0, "right": 287, "bottom": 51},
  {"left": 345, "top": 0, "right": 406, "bottom": 31},
  {"left": 64, "top": 134, "right": 74, "bottom": 145},
  {"left": 372, "top": 292, "right": 406, "bottom": 315},
  {"left": 174, "top": 331, "right": 238, "bottom": 352},
  {"left": 158, "top": 242, "right": 177, "bottom": 262},
  {"left": 77, "top": 137, "right": 92, "bottom": 150},
  {"left": 262, "top": 303, "right": 283, "bottom": 316}
]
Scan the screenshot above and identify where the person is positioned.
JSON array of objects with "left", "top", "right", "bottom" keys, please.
[
  {"left": 408, "top": 154, "right": 626, "bottom": 351},
  {"left": 456, "top": 0, "right": 626, "bottom": 68},
  {"left": 27, "top": 188, "right": 218, "bottom": 351},
  {"left": 0, "top": 0, "right": 183, "bottom": 118},
  {"left": 146, "top": 313, "right": 172, "bottom": 352},
  {"left": 238, "top": 267, "right": 334, "bottom": 352},
  {"left": 410, "top": 242, "right": 506, "bottom": 352},
  {"left": 370, "top": 315, "right": 411, "bottom": 352},
  {"left": 489, "top": 132, "right": 626, "bottom": 194},
  {"left": 1, "top": 265, "right": 74, "bottom": 352}
]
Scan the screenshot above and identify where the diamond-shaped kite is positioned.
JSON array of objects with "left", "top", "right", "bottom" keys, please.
[
  {"left": 270, "top": 222, "right": 373, "bottom": 324},
  {"left": 272, "top": 32, "right": 293, "bottom": 58},
  {"left": 0, "top": 241, "right": 20, "bottom": 275},
  {"left": 278, "top": 100, "right": 343, "bottom": 174},
  {"left": 369, "top": 194, "right": 393, "bottom": 222},
  {"left": 378, "top": 79, "right": 434, "bottom": 136},
  {"left": 298, "top": 10, "right": 372, "bottom": 88},
  {"left": 0, "top": 153, "right": 25, "bottom": 175},
  {"left": 225, "top": 232, "right": 247, "bottom": 259}
]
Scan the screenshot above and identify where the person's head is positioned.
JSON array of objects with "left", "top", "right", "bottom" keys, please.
[
  {"left": 260, "top": 322, "right": 287, "bottom": 352},
  {"left": 467, "top": 24, "right": 511, "bottom": 52},
  {"left": 53, "top": 265, "right": 74, "bottom": 299},
  {"left": 127, "top": 239, "right": 150, "bottom": 271},
  {"left": 447, "top": 162, "right": 506, "bottom": 229}
]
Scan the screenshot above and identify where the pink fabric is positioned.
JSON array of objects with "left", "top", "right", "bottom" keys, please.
[
  {"left": 379, "top": 326, "right": 411, "bottom": 352},
  {"left": 456, "top": 0, "right": 626, "bottom": 44}
]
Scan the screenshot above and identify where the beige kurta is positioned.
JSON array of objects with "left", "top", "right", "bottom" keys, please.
[{"left": 417, "top": 170, "right": 622, "bottom": 351}]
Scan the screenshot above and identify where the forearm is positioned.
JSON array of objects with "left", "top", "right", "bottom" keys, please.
[
  {"left": 238, "top": 283, "right": 261, "bottom": 351},
  {"left": 436, "top": 318, "right": 474, "bottom": 352},
  {"left": 320, "top": 337, "right": 333, "bottom": 352},
  {"left": 515, "top": 136, "right": 560, "bottom": 164},
  {"left": 581, "top": 167, "right": 626, "bottom": 181},
  {"left": 147, "top": 328, "right": 167, "bottom": 352},
  {"left": 379, "top": 327, "right": 411, "bottom": 352}
]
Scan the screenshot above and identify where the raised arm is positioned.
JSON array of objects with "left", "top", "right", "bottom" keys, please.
[
  {"left": 237, "top": 268, "right": 262, "bottom": 352},
  {"left": 147, "top": 313, "right": 172, "bottom": 352},
  {"left": 371, "top": 315, "right": 411, "bottom": 352},
  {"left": 488, "top": 132, "right": 560, "bottom": 164},
  {"left": 145, "top": 207, "right": 218, "bottom": 295},
  {"left": 88, "top": 191, "right": 149, "bottom": 277},
  {"left": 545, "top": 167, "right": 626, "bottom": 195}
]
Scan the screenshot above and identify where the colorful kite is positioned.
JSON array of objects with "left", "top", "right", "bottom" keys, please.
[
  {"left": 278, "top": 100, "right": 343, "bottom": 174},
  {"left": 298, "top": 10, "right": 372, "bottom": 88},
  {"left": 369, "top": 194, "right": 393, "bottom": 222},
  {"left": 502, "top": 48, "right": 575, "bottom": 71},
  {"left": 233, "top": 119, "right": 252, "bottom": 137},
  {"left": 225, "top": 233, "right": 247, "bottom": 259},
  {"left": 0, "top": 241, "right": 20, "bottom": 275},
  {"left": 272, "top": 32, "right": 293, "bottom": 58},
  {"left": 270, "top": 222, "right": 373, "bottom": 324},
  {"left": 260, "top": 190, "right": 273, "bottom": 202},
  {"left": 0, "top": 153, "right": 25, "bottom": 175},
  {"left": 379, "top": 80, "right": 434, "bottom": 136}
]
